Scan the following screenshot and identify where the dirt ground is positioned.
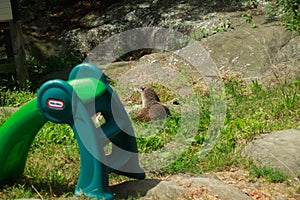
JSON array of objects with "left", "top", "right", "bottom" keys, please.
[{"left": 212, "top": 168, "right": 299, "bottom": 200}]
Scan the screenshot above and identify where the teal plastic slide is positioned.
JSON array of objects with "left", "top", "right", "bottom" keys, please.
[
  {"left": 0, "top": 63, "right": 145, "bottom": 200},
  {"left": 0, "top": 98, "right": 48, "bottom": 181}
]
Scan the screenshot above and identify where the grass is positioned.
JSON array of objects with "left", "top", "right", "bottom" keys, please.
[
  {"left": 0, "top": 87, "right": 36, "bottom": 107},
  {"left": 0, "top": 73, "right": 299, "bottom": 198},
  {"left": 249, "top": 165, "right": 288, "bottom": 183}
]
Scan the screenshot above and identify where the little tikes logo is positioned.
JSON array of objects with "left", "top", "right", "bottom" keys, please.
[{"left": 47, "top": 99, "right": 65, "bottom": 109}]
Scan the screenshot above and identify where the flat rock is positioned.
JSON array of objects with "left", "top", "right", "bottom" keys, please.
[
  {"left": 92, "top": 16, "right": 299, "bottom": 88},
  {"left": 110, "top": 174, "right": 252, "bottom": 199},
  {"left": 201, "top": 15, "right": 300, "bottom": 84},
  {"left": 242, "top": 129, "right": 300, "bottom": 177}
]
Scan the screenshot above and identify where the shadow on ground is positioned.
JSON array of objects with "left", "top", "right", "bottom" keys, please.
[{"left": 111, "top": 179, "right": 161, "bottom": 199}]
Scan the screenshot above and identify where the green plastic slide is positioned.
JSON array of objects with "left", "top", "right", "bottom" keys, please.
[{"left": 0, "top": 98, "right": 48, "bottom": 181}]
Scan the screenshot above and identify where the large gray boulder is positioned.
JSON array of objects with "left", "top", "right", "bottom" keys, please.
[
  {"left": 201, "top": 16, "right": 300, "bottom": 83},
  {"left": 61, "top": 0, "right": 246, "bottom": 58},
  {"left": 242, "top": 129, "right": 300, "bottom": 177},
  {"left": 110, "top": 174, "right": 252, "bottom": 199},
  {"left": 72, "top": 14, "right": 299, "bottom": 86},
  {"left": 60, "top": 0, "right": 299, "bottom": 85}
]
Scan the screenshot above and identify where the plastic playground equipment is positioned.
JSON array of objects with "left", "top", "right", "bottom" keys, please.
[{"left": 0, "top": 63, "right": 145, "bottom": 200}]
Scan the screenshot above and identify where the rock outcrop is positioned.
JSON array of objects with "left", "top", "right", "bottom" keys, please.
[
  {"left": 111, "top": 174, "right": 252, "bottom": 200},
  {"left": 242, "top": 129, "right": 300, "bottom": 177}
]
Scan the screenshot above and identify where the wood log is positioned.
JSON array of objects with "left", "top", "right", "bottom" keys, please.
[{"left": 9, "top": 21, "right": 28, "bottom": 87}]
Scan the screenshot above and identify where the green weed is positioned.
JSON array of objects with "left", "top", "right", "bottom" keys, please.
[
  {"left": 0, "top": 87, "right": 35, "bottom": 107},
  {"left": 249, "top": 165, "right": 288, "bottom": 183},
  {"left": 242, "top": 13, "right": 254, "bottom": 24},
  {"left": 27, "top": 54, "right": 79, "bottom": 76},
  {"left": 247, "top": 0, "right": 259, "bottom": 9},
  {"left": 191, "top": 19, "right": 232, "bottom": 41},
  {"left": 276, "top": 0, "right": 300, "bottom": 33},
  {"left": 135, "top": 114, "right": 181, "bottom": 153}
]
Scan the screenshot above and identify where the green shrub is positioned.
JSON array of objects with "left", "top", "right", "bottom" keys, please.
[{"left": 276, "top": 0, "right": 299, "bottom": 33}]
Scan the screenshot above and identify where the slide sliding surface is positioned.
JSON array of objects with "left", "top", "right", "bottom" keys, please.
[{"left": 0, "top": 99, "right": 47, "bottom": 181}]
